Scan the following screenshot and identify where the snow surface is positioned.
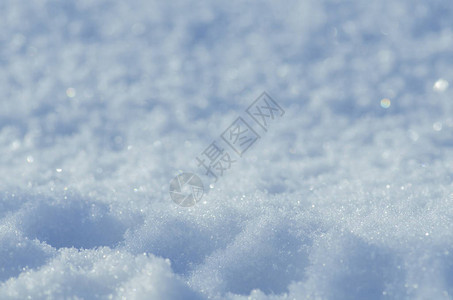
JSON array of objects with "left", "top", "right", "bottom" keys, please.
[{"left": 1, "top": 0, "right": 453, "bottom": 299}]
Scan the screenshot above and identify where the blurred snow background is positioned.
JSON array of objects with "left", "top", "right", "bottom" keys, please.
[{"left": 1, "top": 0, "right": 453, "bottom": 299}]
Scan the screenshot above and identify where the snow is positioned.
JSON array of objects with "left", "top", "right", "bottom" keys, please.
[{"left": 1, "top": 0, "right": 453, "bottom": 299}]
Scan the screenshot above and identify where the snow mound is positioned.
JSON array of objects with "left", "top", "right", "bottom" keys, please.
[{"left": 1, "top": 0, "right": 453, "bottom": 299}]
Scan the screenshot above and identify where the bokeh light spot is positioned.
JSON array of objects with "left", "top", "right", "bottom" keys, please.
[
  {"left": 380, "top": 98, "right": 391, "bottom": 109},
  {"left": 433, "top": 122, "right": 442, "bottom": 131},
  {"left": 433, "top": 79, "right": 449, "bottom": 92},
  {"left": 66, "top": 88, "right": 76, "bottom": 98}
]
